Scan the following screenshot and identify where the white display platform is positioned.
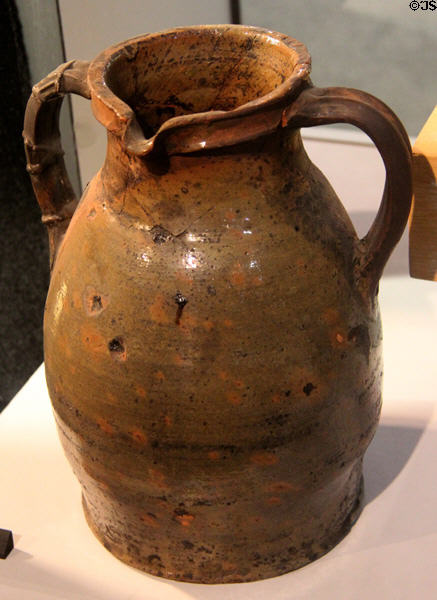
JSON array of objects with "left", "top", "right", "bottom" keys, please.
[{"left": 1, "top": 275, "right": 436, "bottom": 600}]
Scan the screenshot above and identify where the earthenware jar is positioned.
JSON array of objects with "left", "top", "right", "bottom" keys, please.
[{"left": 24, "top": 25, "right": 412, "bottom": 583}]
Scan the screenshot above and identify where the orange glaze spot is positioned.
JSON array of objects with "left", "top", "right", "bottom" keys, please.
[
  {"left": 265, "top": 481, "right": 296, "bottom": 494},
  {"left": 218, "top": 370, "right": 228, "bottom": 381},
  {"left": 271, "top": 393, "right": 281, "bottom": 404},
  {"left": 141, "top": 513, "right": 159, "bottom": 528},
  {"left": 97, "top": 417, "right": 114, "bottom": 435},
  {"left": 164, "top": 415, "right": 172, "bottom": 427},
  {"left": 234, "top": 380, "right": 244, "bottom": 389},
  {"left": 248, "top": 515, "right": 265, "bottom": 525},
  {"left": 202, "top": 320, "right": 214, "bottom": 332},
  {"left": 266, "top": 496, "right": 282, "bottom": 506},
  {"left": 176, "top": 513, "right": 194, "bottom": 527},
  {"left": 250, "top": 452, "right": 279, "bottom": 466},
  {"left": 130, "top": 428, "right": 148, "bottom": 444},
  {"left": 230, "top": 264, "right": 245, "bottom": 287},
  {"left": 329, "top": 328, "right": 348, "bottom": 349},
  {"left": 227, "top": 391, "right": 242, "bottom": 406},
  {"left": 149, "top": 294, "right": 170, "bottom": 324},
  {"left": 328, "top": 330, "right": 348, "bottom": 350},
  {"left": 252, "top": 275, "right": 263, "bottom": 286},
  {"left": 173, "top": 353, "right": 185, "bottom": 366},
  {"left": 155, "top": 370, "right": 165, "bottom": 382},
  {"left": 135, "top": 385, "right": 147, "bottom": 399},
  {"left": 222, "top": 561, "right": 238, "bottom": 573},
  {"left": 223, "top": 319, "right": 233, "bottom": 328},
  {"left": 225, "top": 209, "right": 237, "bottom": 221},
  {"left": 208, "top": 450, "right": 220, "bottom": 460},
  {"left": 70, "top": 364, "right": 77, "bottom": 375},
  {"left": 80, "top": 325, "right": 106, "bottom": 353},
  {"left": 173, "top": 353, "right": 192, "bottom": 367}
]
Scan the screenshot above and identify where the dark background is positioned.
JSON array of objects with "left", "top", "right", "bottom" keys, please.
[{"left": 0, "top": 1, "right": 50, "bottom": 410}]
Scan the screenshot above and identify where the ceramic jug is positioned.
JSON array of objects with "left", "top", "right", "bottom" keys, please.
[{"left": 24, "top": 25, "right": 412, "bottom": 583}]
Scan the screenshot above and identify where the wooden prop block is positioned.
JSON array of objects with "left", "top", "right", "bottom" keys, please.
[{"left": 409, "top": 106, "right": 437, "bottom": 281}]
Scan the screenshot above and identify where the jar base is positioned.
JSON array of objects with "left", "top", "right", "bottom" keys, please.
[{"left": 81, "top": 474, "right": 364, "bottom": 584}]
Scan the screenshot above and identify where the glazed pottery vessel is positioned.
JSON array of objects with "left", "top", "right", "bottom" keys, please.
[{"left": 24, "top": 25, "right": 412, "bottom": 583}]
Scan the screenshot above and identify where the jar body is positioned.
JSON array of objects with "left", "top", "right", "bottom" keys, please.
[{"left": 45, "top": 129, "right": 382, "bottom": 582}]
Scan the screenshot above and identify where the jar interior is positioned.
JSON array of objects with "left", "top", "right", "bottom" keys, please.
[{"left": 104, "top": 28, "right": 298, "bottom": 138}]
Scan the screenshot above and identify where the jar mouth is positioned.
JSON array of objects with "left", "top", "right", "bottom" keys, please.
[{"left": 88, "top": 25, "right": 311, "bottom": 156}]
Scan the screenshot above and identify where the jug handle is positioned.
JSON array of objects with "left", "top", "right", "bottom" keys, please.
[
  {"left": 23, "top": 60, "right": 91, "bottom": 269},
  {"left": 285, "top": 86, "right": 412, "bottom": 298}
]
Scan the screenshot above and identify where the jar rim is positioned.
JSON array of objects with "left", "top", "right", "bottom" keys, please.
[{"left": 87, "top": 25, "right": 311, "bottom": 156}]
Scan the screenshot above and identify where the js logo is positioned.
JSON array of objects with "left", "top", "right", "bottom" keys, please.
[{"left": 409, "top": 0, "right": 437, "bottom": 9}]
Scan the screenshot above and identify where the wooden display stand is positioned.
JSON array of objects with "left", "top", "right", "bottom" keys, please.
[{"left": 409, "top": 106, "right": 437, "bottom": 281}]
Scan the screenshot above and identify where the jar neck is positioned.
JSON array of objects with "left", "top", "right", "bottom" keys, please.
[{"left": 100, "top": 127, "right": 309, "bottom": 236}]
